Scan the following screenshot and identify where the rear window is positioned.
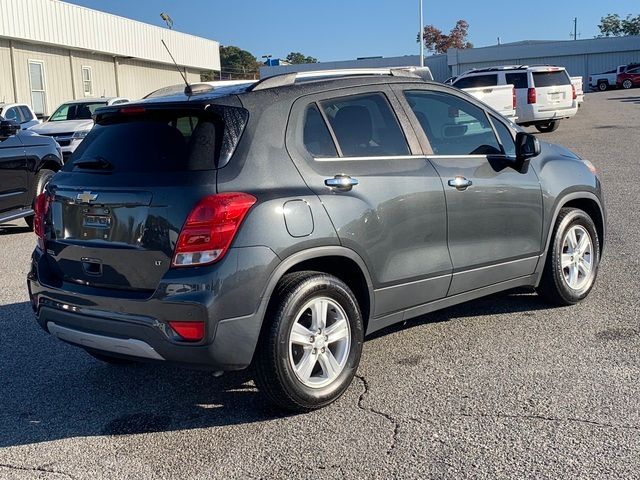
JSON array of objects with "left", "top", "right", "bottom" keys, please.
[
  {"left": 533, "top": 71, "right": 571, "bottom": 87},
  {"left": 453, "top": 74, "right": 498, "bottom": 89},
  {"left": 64, "top": 106, "right": 248, "bottom": 172}
]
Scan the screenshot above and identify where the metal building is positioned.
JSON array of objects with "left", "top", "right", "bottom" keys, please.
[
  {"left": 260, "top": 36, "right": 640, "bottom": 86},
  {"left": 0, "top": 0, "right": 220, "bottom": 116}
]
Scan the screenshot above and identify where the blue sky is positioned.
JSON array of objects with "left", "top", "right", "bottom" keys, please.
[{"left": 65, "top": 1, "right": 638, "bottom": 62}]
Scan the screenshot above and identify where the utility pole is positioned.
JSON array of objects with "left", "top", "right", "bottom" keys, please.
[
  {"left": 419, "top": 0, "right": 424, "bottom": 67},
  {"left": 573, "top": 17, "right": 578, "bottom": 40}
]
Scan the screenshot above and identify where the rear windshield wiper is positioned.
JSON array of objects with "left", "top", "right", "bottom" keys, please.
[{"left": 72, "top": 156, "right": 114, "bottom": 171}]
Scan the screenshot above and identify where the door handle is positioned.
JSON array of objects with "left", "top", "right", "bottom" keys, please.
[
  {"left": 448, "top": 176, "right": 473, "bottom": 191},
  {"left": 325, "top": 175, "right": 359, "bottom": 191}
]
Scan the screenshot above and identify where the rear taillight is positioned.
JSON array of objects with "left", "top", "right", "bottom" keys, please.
[
  {"left": 168, "top": 321, "right": 205, "bottom": 342},
  {"left": 572, "top": 84, "right": 577, "bottom": 100},
  {"left": 512, "top": 87, "right": 517, "bottom": 109},
  {"left": 33, "top": 192, "right": 51, "bottom": 249},
  {"left": 172, "top": 193, "right": 257, "bottom": 267},
  {"left": 527, "top": 87, "right": 537, "bottom": 104}
]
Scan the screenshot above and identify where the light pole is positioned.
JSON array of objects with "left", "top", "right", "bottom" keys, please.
[
  {"left": 160, "top": 12, "right": 173, "bottom": 30},
  {"left": 419, "top": 0, "right": 424, "bottom": 67},
  {"left": 262, "top": 54, "right": 273, "bottom": 67}
]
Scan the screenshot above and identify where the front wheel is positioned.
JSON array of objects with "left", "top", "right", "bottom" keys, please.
[
  {"left": 535, "top": 120, "right": 560, "bottom": 133},
  {"left": 253, "top": 271, "right": 364, "bottom": 412},
  {"left": 597, "top": 81, "right": 608, "bottom": 92},
  {"left": 622, "top": 79, "right": 633, "bottom": 90},
  {"left": 537, "top": 208, "right": 600, "bottom": 306}
]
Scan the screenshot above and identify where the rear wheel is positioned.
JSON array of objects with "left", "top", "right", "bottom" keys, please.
[
  {"left": 535, "top": 120, "right": 560, "bottom": 133},
  {"left": 537, "top": 208, "right": 600, "bottom": 306},
  {"left": 253, "top": 271, "right": 364, "bottom": 412},
  {"left": 597, "top": 81, "right": 609, "bottom": 92},
  {"left": 25, "top": 168, "right": 56, "bottom": 230},
  {"left": 622, "top": 79, "right": 633, "bottom": 90}
]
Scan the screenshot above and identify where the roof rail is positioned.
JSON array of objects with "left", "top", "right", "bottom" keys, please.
[{"left": 252, "top": 67, "right": 433, "bottom": 91}]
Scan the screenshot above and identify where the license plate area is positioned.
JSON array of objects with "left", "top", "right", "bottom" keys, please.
[{"left": 82, "top": 210, "right": 112, "bottom": 229}]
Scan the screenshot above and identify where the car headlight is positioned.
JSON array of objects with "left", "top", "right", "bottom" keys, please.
[
  {"left": 72, "top": 129, "right": 91, "bottom": 139},
  {"left": 582, "top": 159, "right": 597, "bottom": 175}
]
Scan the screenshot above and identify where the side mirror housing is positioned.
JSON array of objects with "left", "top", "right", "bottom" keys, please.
[
  {"left": 514, "top": 132, "right": 541, "bottom": 170},
  {"left": 0, "top": 120, "right": 20, "bottom": 140}
]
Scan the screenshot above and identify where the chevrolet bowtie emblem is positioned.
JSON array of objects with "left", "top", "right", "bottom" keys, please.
[{"left": 76, "top": 191, "right": 98, "bottom": 203}]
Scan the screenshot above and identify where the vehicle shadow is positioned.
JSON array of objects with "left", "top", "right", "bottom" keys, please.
[
  {"left": 0, "top": 290, "right": 549, "bottom": 447},
  {"left": 607, "top": 95, "right": 640, "bottom": 104},
  {"left": 0, "top": 223, "right": 31, "bottom": 235}
]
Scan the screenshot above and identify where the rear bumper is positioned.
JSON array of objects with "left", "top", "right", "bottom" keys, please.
[
  {"left": 517, "top": 104, "right": 578, "bottom": 125},
  {"left": 28, "top": 245, "right": 279, "bottom": 370}
]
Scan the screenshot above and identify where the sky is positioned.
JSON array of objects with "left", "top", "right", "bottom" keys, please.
[{"left": 64, "top": 1, "right": 639, "bottom": 62}]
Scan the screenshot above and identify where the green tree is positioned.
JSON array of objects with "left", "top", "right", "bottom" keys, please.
[
  {"left": 419, "top": 20, "right": 473, "bottom": 54},
  {"left": 285, "top": 52, "right": 319, "bottom": 64},
  {"left": 598, "top": 13, "right": 640, "bottom": 37},
  {"left": 219, "top": 45, "right": 261, "bottom": 78}
]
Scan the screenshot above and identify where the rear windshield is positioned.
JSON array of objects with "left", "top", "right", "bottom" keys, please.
[
  {"left": 533, "top": 71, "right": 571, "bottom": 87},
  {"left": 64, "top": 106, "right": 248, "bottom": 172}
]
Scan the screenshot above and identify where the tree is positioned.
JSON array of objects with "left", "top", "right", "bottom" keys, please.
[
  {"left": 420, "top": 20, "right": 473, "bottom": 54},
  {"left": 598, "top": 13, "right": 640, "bottom": 37},
  {"left": 219, "top": 45, "right": 261, "bottom": 78},
  {"left": 285, "top": 52, "right": 318, "bottom": 64}
]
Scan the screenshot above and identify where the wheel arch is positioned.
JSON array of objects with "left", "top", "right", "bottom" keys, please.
[{"left": 38, "top": 154, "right": 63, "bottom": 173}]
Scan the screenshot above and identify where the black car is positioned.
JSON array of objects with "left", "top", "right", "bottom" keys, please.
[
  {"left": 28, "top": 71, "right": 605, "bottom": 411},
  {"left": 0, "top": 118, "right": 62, "bottom": 228}
]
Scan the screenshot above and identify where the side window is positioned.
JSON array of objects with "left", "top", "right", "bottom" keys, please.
[
  {"left": 454, "top": 74, "right": 498, "bottom": 89},
  {"left": 303, "top": 104, "right": 337, "bottom": 157},
  {"left": 4, "top": 107, "right": 19, "bottom": 123},
  {"left": 404, "top": 90, "right": 502, "bottom": 156},
  {"left": 490, "top": 115, "right": 516, "bottom": 157},
  {"left": 320, "top": 92, "right": 409, "bottom": 157},
  {"left": 505, "top": 73, "right": 528, "bottom": 89},
  {"left": 19, "top": 107, "right": 34, "bottom": 122}
]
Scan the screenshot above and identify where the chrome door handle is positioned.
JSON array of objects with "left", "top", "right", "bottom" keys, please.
[
  {"left": 325, "top": 175, "right": 359, "bottom": 191},
  {"left": 448, "top": 176, "right": 473, "bottom": 191}
]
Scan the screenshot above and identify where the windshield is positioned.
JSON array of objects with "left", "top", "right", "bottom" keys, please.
[
  {"left": 64, "top": 106, "right": 248, "bottom": 172},
  {"left": 49, "top": 102, "right": 107, "bottom": 122}
]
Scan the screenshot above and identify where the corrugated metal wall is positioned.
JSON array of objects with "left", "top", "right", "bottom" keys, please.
[
  {"left": 0, "top": 0, "right": 220, "bottom": 70},
  {"left": 70, "top": 50, "right": 118, "bottom": 99},
  {"left": 0, "top": 39, "right": 15, "bottom": 103},
  {"left": 117, "top": 58, "right": 201, "bottom": 100}
]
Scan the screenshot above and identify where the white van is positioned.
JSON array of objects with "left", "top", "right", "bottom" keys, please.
[{"left": 453, "top": 65, "right": 578, "bottom": 132}]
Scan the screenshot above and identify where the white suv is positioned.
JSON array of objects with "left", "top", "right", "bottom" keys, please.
[{"left": 453, "top": 65, "right": 578, "bottom": 133}]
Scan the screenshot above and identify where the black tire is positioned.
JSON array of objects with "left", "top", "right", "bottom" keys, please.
[
  {"left": 253, "top": 271, "right": 364, "bottom": 412},
  {"left": 25, "top": 168, "right": 56, "bottom": 230},
  {"left": 597, "top": 81, "right": 608, "bottom": 92},
  {"left": 87, "top": 350, "right": 135, "bottom": 365},
  {"left": 537, "top": 208, "right": 600, "bottom": 306},
  {"left": 535, "top": 120, "right": 560, "bottom": 133},
  {"left": 622, "top": 79, "right": 633, "bottom": 90}
]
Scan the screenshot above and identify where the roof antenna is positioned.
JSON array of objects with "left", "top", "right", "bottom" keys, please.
[{"left": 161, "top": 39, "right": 192, "bottom": 95}]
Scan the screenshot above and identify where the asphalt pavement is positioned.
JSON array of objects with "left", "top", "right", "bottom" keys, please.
[{"left": 0, "top": 89, "right": 638, "bottom": 479}]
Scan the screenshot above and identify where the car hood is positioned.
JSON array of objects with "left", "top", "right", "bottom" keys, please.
[
  {"left": 30, "top": 120, "right": 94, "bottom": 134},
  {"left": 542, "top": 141, "right": 581, "bottom": 160}
]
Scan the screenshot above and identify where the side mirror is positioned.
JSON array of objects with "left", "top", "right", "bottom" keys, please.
[
  {"left": 0, "top": 120, "right": 20, "bottom": 140},
  {"left": 515, "top": 132, "right": 541, "bottom": 161}
]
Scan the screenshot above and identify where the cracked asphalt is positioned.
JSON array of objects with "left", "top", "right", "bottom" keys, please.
[{"left": 1, "top": 89, "right": 639, "bottom": 479}]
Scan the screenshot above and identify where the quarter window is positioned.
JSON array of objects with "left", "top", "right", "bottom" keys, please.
[
  {"left": 81, "top": 66, "right": 93, "bottom": 96},
  {"left": 404, "top": 90, "right": 502, "bottom": 156},
  {"left": 303, "top": 104, "right": 337, "bottom": 157},
  {"left": 320, "top": 93, "right": 409, "bottom": 157},
  {"left": 28, "top": 61, "right": 46, "bottom": 116},
  {"left": 453, "top": 74, "right": 498, "bottom": 89}
]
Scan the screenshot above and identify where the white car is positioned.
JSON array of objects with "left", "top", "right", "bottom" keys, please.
[
  {"left": 29, "top": 97, "right": 129, "bottom": 160},
  {"left": 456, "top": 84, "right": 517, "bottom": 121},
  {"left": 0, "top": 103, "right": 40, "bottom": 129},
  {"left": 453, "top": 65, "right": 578, "bottom": 133}
]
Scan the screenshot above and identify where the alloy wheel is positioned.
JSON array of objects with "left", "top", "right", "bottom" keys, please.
[{"left": 561, "top": 225, "right": 594, "bottom": 291}]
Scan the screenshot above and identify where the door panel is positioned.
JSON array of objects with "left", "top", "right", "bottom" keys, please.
[
  {"left": 0, "top": 133, "right": 28, "bottom": 214},
  {"left": 397, "top": 86, "right": 543, "bottom": 294},
  {"left": 286, "top": 86, "right": 452, "bottom": 317}
]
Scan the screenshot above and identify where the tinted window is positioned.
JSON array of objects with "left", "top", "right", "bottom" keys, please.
[
  {"left": 19, "top": 107, "right": 34, "bottom": 122},
  {"left": 49, "top": 102, "right": 107, "bottom": 121},
  {"left": 490, "top": 115, "right": 516, "bottom": 157},
  {"left": 303, "top": 104, "right": 337, "bottom": 157},
  {"left": 505, "top": 73, "right": 528, "bottom": 89},
  {"left": 321, "top": 93, "right": 409, "bottom": 157},
  {"left": 4, "top": 107, "right": 19, "bottom": 123},
  {"left": 626, "top": 67, "right": 640, "bottom": 74},
  {"left": 404, "top": 90, "right": 501, "bottom": 156},
  {"left": 533, "top": 71, "right": 571, "bottom": 87},
  {"left": 453, "top": 74, "right": 498, "bottom": 89},
  {"left": 65, "top": 107, "right": 248, "bottom": 172}
]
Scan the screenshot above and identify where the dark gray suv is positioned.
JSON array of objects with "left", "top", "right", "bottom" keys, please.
[{"left": 27, "top": 72, "right": 605, "bottom": 411}]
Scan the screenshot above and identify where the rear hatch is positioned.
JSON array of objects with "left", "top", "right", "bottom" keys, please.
[
  {"left": 532, "top": 69, "right": 574, "bottom": 110},
  {"left": 43, "top": 103, "right": 248, "bottom": 293}
]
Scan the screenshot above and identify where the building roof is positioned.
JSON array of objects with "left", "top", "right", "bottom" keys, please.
[{"left": 0, "top": 0, "right": 220, "bottom": 71}]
